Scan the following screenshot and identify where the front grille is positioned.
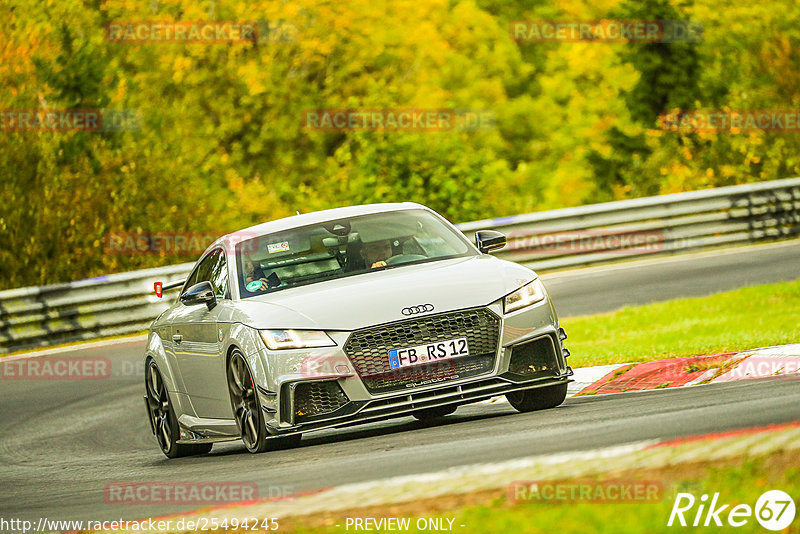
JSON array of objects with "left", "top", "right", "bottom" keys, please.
[
  {"left": 343, "top": 307, "right": 501, "bottom": 393},
  {"left": 293, "top": 380, "right": 350, "bottom": 422},
  {"left": 506, "top": 336, "right": 560, "bottom": 379}
]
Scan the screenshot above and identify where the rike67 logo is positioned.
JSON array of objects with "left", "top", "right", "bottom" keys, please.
[{"left": 668, "top": 490, "right": 796, "bottom": 530}]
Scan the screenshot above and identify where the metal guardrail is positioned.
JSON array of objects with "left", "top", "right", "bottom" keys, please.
[
  {"left": 1, "top": 177, "right": 799, "bottom": 354},
  {"left": 0, "top": 263, "right": 193, "bottom": 354},
  {"left": 458, "top": 177, "right": 800, "bottom": 271}
]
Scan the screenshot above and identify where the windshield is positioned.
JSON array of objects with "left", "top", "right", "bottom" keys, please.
[{"left": 235, "top": 209, "right": 474, "bottom": 297}]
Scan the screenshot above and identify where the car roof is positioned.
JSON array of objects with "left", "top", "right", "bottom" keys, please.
[{"left": 207, "top": 202, "right": 431, "bottom": 257}]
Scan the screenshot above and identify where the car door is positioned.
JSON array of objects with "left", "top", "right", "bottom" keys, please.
[{"left": 172, "top": 248, "right": 231, "bottom": 419}]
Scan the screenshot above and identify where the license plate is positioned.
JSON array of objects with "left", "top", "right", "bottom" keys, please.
[{"left": 388, "top": 338, "right": 469, "bottom": 369}]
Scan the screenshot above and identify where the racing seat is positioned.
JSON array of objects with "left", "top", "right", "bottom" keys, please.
[{"left": 343, "top": 238, "right": 366, "bottom": 272}]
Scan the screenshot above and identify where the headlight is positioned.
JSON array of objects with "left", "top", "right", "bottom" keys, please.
[
  {"left": 259, "top": 330, "right": 336, "bottom": 350},
  {"left": 504, "top": 279, "right": 546, "bottom": 313}
]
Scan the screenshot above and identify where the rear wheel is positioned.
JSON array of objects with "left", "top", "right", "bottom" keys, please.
[
  {"left": 506, "top": 383, "right": 568, "bottom": 413},
  {"left": 227, "top": 350, "right": 301, "bottom": 453},
  {"left": 412, "top": 405, "right": 457, "bottom": 420},
  {"left": 145, "top": 360, "right": 212, "bottom": 458}
]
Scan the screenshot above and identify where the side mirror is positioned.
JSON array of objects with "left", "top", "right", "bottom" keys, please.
[
  {"left": 180, "top": 281, "right": 217, "bottom": 310},
  {"left": 475, "top": 230, "right": 507, "bottom": 254}
]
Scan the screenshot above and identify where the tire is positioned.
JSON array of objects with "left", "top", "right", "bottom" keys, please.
[
  {"left": 227, "top": 350, "right": 301, "bottom": 453},
  {"left": 145, "top": 360, "right": 213, "bottom": 458},
  {"left": 412, "top": 405, "right": 457, "bottom": 420},
  {"left": 506, "top": 383, "right": 568, "bottom": 413}
]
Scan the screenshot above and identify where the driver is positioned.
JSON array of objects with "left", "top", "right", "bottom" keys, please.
[
  {"left": 243, "top": 258, "right": 278, "bottom": 291},
  {"left": 360, "top": 239, "right": 394, "bottom": 269}
]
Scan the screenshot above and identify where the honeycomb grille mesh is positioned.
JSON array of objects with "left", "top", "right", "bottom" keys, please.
[
  {"left": 293, "top": 380, "right": 349, "bottom": 421},
  {"left": 343, "top": 308, "right": 500, "bottom": 393}
]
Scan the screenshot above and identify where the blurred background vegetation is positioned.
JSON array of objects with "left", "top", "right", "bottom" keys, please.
[{"left": 1, "top": 0, "right": 799, "bottom": 289}]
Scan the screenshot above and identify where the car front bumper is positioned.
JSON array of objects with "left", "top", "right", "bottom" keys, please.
[{"left": 255, "top": 296, "right": 572, "bottom": 436}]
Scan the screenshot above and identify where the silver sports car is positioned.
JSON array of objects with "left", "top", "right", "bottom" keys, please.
[{"left": 144, "top": 203, "right": 572, "bottom": 457}]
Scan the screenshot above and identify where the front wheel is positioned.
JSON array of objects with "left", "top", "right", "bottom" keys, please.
[
  {"left": 145, "top": 360, "right": 212, "bottom": 458},
  {"left": 227, "top": 350, "right": 301, "bottom": 453},
  {"left": 506, "top": 383, "right": 568, "bottom": 413}
]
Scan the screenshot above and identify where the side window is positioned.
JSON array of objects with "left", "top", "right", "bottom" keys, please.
[
  {"left": 183, "top": 250, "right": 224, "bottom": 295},
  {"left": 208, "top": 251, "right": 229, "bottom": 299},
  {"left": 182, "top": 263, "right": 201, "bottom": 294}
]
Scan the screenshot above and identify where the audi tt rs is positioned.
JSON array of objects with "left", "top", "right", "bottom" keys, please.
[{"left": 143, "top": 203, "right": 573, "bottom": 457}]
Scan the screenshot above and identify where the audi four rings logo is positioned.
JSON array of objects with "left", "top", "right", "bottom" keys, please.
[{"left": 402, "top": 304, "right": 434, "bottom": 315}]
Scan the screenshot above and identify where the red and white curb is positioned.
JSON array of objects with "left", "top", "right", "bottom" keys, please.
[
  {"left": 479, "top": 363, "right": 627, "bottom": 405},
  {"left": 480, "top": 343, "right": 800, "bottom": 406},
  {"left": 713, "top": 344, "right": 800, "bottom": 382},
  {"left": 577, "top": 343, "right": 800, "bottom": 396}
]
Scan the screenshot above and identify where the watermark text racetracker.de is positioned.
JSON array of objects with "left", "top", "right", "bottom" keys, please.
[
  {"left": 510, "top": 19, "right": 702, "bottom": 43},
  {"left": 655, "top": 355, "right": 800, "bottom": 380},
  {"left": 105, "top": 20, "right": 297, "bottom": 44},
  {"left": 0, "top": 109, "right": 140, "bottom": 132},
  {"left": 104, "top": 231, "right": 260, "bottom": 255},
  {"left": 104, "top": 481, "right": 294, "bottom": 505},
  {"left": 300, "top": 354, "right": 459, "bottom": 388},
  {"left": 1, "top": 356, "right": 111, "bottom": 380},
  {"left": 506, "top": 229, "right": 667, "bottom": 256},
  {"left": 302, "top": 109, "right": 496, "bottom": 132},
  {"left": 724, "top": 356, "right": 800, "bottom": 379},
  {"left": 2, "top": 356, "right": 156, "bottom": 381},
  {"left": 509, "top": 480, "right": 663, "bottom": 503},
  {"left": 0, "top": 517, "right": 280, "bottom": 533},
  {"left": 659, "top": 110, "right": 800, "bottom": 133}
]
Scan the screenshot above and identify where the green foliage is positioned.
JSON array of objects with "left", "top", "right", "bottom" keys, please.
[
  {"left": 1, "top": 0, "right": 799, "bottom": 288},
  {"left": 614, "top": 0, "right": 703, "bottom": 123}
]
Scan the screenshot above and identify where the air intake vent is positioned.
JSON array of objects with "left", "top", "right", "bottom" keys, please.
[
  {"left": 507, "top": 337, "right": 560, "bottom": 378},
  {"left": 292, "top": 380, "right": 349, "bottom": 422}
]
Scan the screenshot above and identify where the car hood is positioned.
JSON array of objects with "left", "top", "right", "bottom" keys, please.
[{"left": 231, "top": 256, "right": 536, "bottom": 331}]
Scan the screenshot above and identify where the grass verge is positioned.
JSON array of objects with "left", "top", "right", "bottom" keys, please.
[
  {"left": 285, "top": 450, "right": 799, "bottom": 534},
  {"left": 561, "top": 278, "right": 800, "bottom": 367}
]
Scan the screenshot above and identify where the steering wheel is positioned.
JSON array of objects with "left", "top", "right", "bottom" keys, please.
[{"left": 385, "top": 254, "right": 427, "bottom": 266}]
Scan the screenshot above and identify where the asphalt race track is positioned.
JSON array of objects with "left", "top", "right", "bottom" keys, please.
[
  {"left": 1, "top": 240, "right": 799, "bottom": 523},
  {"left": 541, "top": 239, "right": 800, "bottom": 316}
]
